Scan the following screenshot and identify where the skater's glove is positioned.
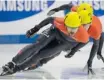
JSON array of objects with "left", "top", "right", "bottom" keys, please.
[
  {"left": 26, "top": 25, "right": 39, "bottom": 38},
  {"left": 65, "top": 49, "right": 77, "bottom": 58},
  {"left": 47, "top": 8, "right": 59, "bottom": 16},
  {"left": 65, "top": 54, "right": 73, "bottom": 58}
]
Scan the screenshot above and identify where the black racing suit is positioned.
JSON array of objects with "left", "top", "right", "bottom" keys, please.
[
  {"left": 11, "top": 17, "right": 78, "bottom": 71},
  {"left": 12, "top": 27, "right": 56, "bottom": 64}
]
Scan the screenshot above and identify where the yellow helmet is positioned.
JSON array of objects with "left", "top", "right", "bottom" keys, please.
[
  {"left": 79, "top": 10, "right": 92, "bottom": 24},
  {"left": 77, "top": 3, "right": 93, "bottom": 15},
  {"left": 64, "top": 12, "right": 81, "bottom": 28}
]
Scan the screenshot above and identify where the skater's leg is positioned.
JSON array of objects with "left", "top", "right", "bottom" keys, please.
[
  {"left": 97, "top": 33, "right": 104, "bottom": 62},
  {"left": 27, "top": 39, "right": 77, "bottom": 70},
  {"left": 27, "top": 39, "right": 61, "bottom": 70},
  {"left": 1, "top": 28, "right": 56, "bottom": 75},
  {"left": 40, "top": 52, "right": 60, "bottom": 65},
  {"left": 12, "top": 34, "right": 49, "bottom": 64},
  {"left": 27, "top": 52, "right": 61, "bottom": 70},
  {"left": 12, "top": 28, "right": 56, "bottom": 64},
  {"left": 17, "top": 40, "right": 70, "bottom": 71},
  {"left": 87, "top": 39, "right": 99, "bottom": 74}
]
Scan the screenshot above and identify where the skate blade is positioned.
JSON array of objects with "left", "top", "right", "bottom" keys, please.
[
  {"left": 0, "top": 71, "right": 8, "bottom": 76},
  {"left": 88, "top": 70, "right": 95, "bottom": 75},
  {"left": 0, "top": 71, "right": 12, "bottom": 76},
  {"left": 83, "top": 64, "right": 88, "bottom": 72}
]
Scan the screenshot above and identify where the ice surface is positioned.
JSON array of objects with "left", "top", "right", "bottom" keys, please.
[{"left": 0, "top": 43, "right": 104, "bottom": 80}]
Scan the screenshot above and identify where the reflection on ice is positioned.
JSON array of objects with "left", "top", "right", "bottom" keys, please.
[
  {"left": 0, "top": 68, "right": 55, "bottom": 79},
  {"left": 61, "top": 67, "right": 104, "bottom": 79}
]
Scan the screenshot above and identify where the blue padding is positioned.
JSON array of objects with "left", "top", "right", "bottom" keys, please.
[
  {"left": 0, "top": 33, "right": 104, "bottom": 44},
  {"left": 0, "top": 34, "right": 39, "bottom": 44}
]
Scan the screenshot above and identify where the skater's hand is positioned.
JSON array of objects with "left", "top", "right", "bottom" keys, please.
[
  {"left": 26, "top": 25, "right": 39, "bottom": 38},
  {"left": 65, "top": 54, "right": 72, "bottom": 58},
  {"left": 47, "top": 8, "right": 58, "bottom": 16}
]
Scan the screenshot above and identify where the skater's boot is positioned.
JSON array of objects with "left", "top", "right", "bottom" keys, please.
[
  {"left": 83, "top": 61, "right": 95, "bottom": 75},
  {"left": 0, "top": 62, "right": 15, "bottom": 76},
  {"left": 87, "top": 61, "right": 95, "bottom": 75},
  {"left": 0, "top": 62, "right": 20, "bottom": 76},
  {"left": 97, "top": 52, "right": 104, "bottom": 63}
]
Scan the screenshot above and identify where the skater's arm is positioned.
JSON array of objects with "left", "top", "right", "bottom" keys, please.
[
  {"left": 47, "top": 3, "right": 73, "bottom": 16},
  {"left": 36, "top": 17, "right": 54, "bottom": 29},
  {"left": 65, "top": 38, "right": 100, "bottom": 58},
  {"left": 65, "top": 42, "right": 88, "bottom": 58},
  {"left": 54, "top": 4, "right": 72, "bottom": 11},
  {"left": 26, "top": 17, "right": 54, "bottom": 38}
]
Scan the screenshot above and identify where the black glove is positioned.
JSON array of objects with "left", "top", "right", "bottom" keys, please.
[
  {"left": 47, "top": 8, "right": 59, "bottom": 16},
  {"left": 65, "top": 53, "right": 73, "bottom": 58},
  {"left": 26, "top": 25, "right": 39, "bottom": 38},
  {"left": 65, "top": 49, "right": 76, "bottom": 58}
]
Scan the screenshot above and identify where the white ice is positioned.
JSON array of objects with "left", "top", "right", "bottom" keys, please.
[{"left": 0, "top": 42, "right": 104, "bottom": 80}]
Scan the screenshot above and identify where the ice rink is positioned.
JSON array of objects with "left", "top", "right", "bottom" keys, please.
[{"left": 0, "top": 43, "right": 104, "bottom": 80}]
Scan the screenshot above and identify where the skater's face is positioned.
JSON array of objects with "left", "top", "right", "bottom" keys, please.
[
  {"left": 67, "top": 27, "right": 78, "bottom": 36},
  {"left": 83, "top": 23, "right": 91, "bottom": 31}
]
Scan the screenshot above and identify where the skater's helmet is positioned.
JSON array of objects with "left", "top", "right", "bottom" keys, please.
[
  {"left": 64, "top": 12, "right": 81, "bottom": 28},
  {"left": 79, "top": 10, "right": 92, "bottom": 24},
  {"left": 77, "top": 3, "right": 93, "bottom": 16}
]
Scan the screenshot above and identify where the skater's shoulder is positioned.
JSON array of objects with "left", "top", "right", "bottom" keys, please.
[
  {"left": 74, "top": 26, "right": 89, "bottom": 43},
  {"left": 87, "top": 16, "right": 102, "bottom": 40},
  {"left": 91, "top": 16, "right": 102, "bottom": 27}
]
